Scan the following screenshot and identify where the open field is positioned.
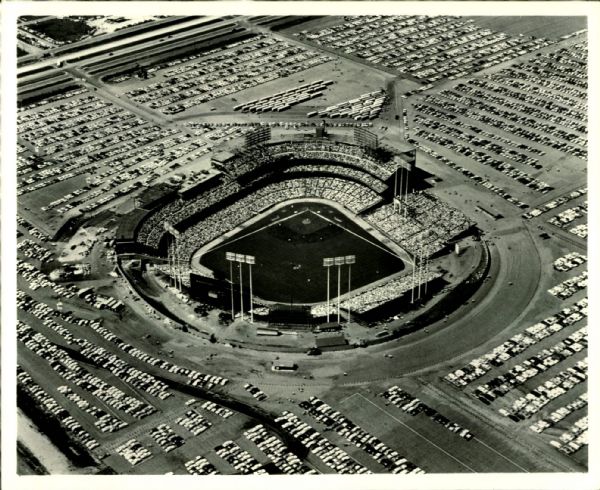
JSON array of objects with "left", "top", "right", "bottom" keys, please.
[{"left": 29, "top": 18, "right": 94, "bottom": 44}]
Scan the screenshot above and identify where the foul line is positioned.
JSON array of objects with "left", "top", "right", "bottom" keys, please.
[
  {"left": 207, "top": 209, "right": 312, "bottom": 252},
  {"left": 352, "top": 393, "right": 478, "bottom": 473},
  {"left": 313, "top": 211, "right": 405, "bottom": 260}
]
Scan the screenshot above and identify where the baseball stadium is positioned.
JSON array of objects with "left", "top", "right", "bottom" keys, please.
[{"left": 115, "top": 131, "right": 480, "bottom": 346}]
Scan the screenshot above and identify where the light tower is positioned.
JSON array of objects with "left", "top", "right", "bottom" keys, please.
[
  {"left": 345, "top": 255, "right": 356, "bottom": 324},
  {"left": 226, "top": 252, "right": 256, "bottom": 323},
  {"left": 322, "top": 258, "right": 334, "bottom": 322},
  {"left": 235, "top": 253, "right": 245, "bottom": 321},
  {"left": 245, "top": 255, "right": 255, "bottom": 323},
  {"left": 226, "top": 252, "right": 236, "bottom": 320},
  {"left": 163, "top": 221, "right": 181, "bottom": 292},
  {"left": 335, "top": 256, "right": 345, "bottom": 324}
]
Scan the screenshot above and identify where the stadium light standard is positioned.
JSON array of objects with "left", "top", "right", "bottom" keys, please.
[
  {"left": 345, "top": 255, "right": 356, "bottom": 324},
  {"left": 417, "top": 236, "right": 424, "bottom": 301},
  {"left": 235, "top": 253, "right": 245, "bottom": 321},
  {"left": 164, "top": 221, "right": 181, "bottom": 292},
  {"left": 226, "top": 253, "right": 256, "bottom": 323},
  {"left": 245, "top": 255, "right": 256, "bottom": 323},
  {"left": 424, "top": 255, "right": 429, "bottom": 296},
  {"left": 323, "top": 258, "right": 334, "bottom": 322},
  {"left": 226, "top": 252, "right": 236, "bottom": 320},
  {"left": 403, "top": 166, "right": 409, "bottom": 219},
  {"left": 335, "top": 256, "right": 345, "bottom": 324},
  {"left": 410, "top": 258, "right": 415, "bottom": 304},
  {"left": 398, "top": 165, "right": 404, "bottom": 213}
]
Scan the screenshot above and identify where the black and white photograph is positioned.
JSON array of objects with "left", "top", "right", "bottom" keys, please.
[{"left": 2, "top": 4, "right": 598, "bottom": 490}]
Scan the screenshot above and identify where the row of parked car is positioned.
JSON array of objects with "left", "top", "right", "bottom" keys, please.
[
  {"left": 468, "top": 76, "right": 585, "bottom": 131},
  {"left": 301, "top": 396, "right": 423, "bottom": 474},
  {"left": 549, "top": 203, "right": 587, "bottom": 229},
  {"left": 17, "top": 216, "right": 49, "bottom": 242},
  {"left": 18, "top": 259, "right": 76, "bottom": 297},
  {"left": 18, "top": 86, "right": 88, "bottom": 113},
  {"left": 414, "top": 103, "right": 542, "bottom": 170},
  {"left": 17, "top": 322, "right": 156, "bottom": 420},
  {"left": 548, "top": 271, "right": 587, "bottom": 300},
  {"left": 243, "top": 383, "right": 267, "bottom": 401},
  {"left": 553, "top": 252, "right": 587, "bottom": 272},
  {"left": 18, "top": 291, "right": 78, "bottom": 345},
  {"left": 529, "top": 393, "right": 587, "bottom": 434},
  {"left": 473, "top": 326, "right": 587, "bottom": 404},
  {"left": 297, "top": 15, "right": 550, "bottom": 83},
  {"left": 19, "top": 93, "right": 106, "bottom": 132},
  {"left": 79, "top": 342, "right": 172, "bottom": 401},
  {"left": 115, "top": 438, "right": 153, "bottom": 466},
  {"left": 150, "top": 423, "right": 185, "bottom": 453},
  {"left": 125, "top": 33, "right": 332, "bottom": 115},
  {"left": 550, "top": 416, "right": 587, "bottom": 455},
  {"left": 412, "top": 114, "right": 552, "bottom": 194},
  {"left": 88, "top": 321, "right": 228, "bottom": 392},
  {"left": 214, "top": 440, "right": 268, "bottom": 475},
  {"left": 175, "top": 409, "right": 212, "bottom": 436},
  {"left": 184, "top": 455, "right": 219, "bottom": 475},
  {"left": 382, "top": 386, "right": 473, "bottom": 440},
  {"left": 244, "top": 424, "right": 316, "bottom": 474},
  {"left": 420, "top": 82, "right": 583, "bottom": 159},
  {"left": 235, "top": 79, "right": 334, "bottom": 113},
  {"left": 275, "top": 410, "right": 369, "bottom": 474},
  {"left": 412, "top": 143, "right": 528, "bottom": 209},
  {"left": 23, "top": 103, "right": 126, "bottom": 154},
  {"left": 524, "top": 190, "right": 586, "bottom": 220},
  {"left": 447, "top": 81, "right": 586, "bottom": 147},
  {"left": 57, "top": 385, "right": 128, "bottom": 433},
  {"left": 311, "top": 89, "right": 386, "bottom": 121},
  {"left": 498, "top": 358, "right": 587, "bottom": 421},
  {"left": 445, "top": 298, "right": 587, "bottom": 388},
  {"left": 569, "top": 224, "right": 587, "bottom": 239},
  {"left": 496, "top": 42, "right": 587, "bottom": 106},
  {"left": 18, "top": 366, "right": 101, "bottom": 453},
  {"left": 17, "top": 239, "right": 53, "bottom": 264},
  {"left": 19, "top": 119, "right": 153, "bottom": 197},
  {"left": 199, "top": 400, "right": 233, "bottom": 418}
]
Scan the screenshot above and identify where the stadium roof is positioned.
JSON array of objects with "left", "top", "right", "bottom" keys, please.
[
  {"left": 212, "top": 151, "right": 236, "bottom": 164},
  {"left": 116, "top": 208, "right": 149, "bottom": 241},
  {"left": 136, "top": 183, "right": 178, "bottom": 210}
]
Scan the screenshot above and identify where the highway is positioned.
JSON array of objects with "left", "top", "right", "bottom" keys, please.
[{"left": 18, "top": 17, "right": 221, "bottom": 76}]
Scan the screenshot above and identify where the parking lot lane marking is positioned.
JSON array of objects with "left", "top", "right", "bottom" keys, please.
[
  {"left": 355, "top": 393, "right": 477, "bottom": 473},
  {"left": 472, "top": 437, "right": 529, "bottom": 473}
]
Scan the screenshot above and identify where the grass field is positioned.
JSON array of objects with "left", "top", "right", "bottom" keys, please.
[
  {"left": 29, "top": 18, "right": 94, "bottom": 44},
  {"left": 200, "top": 202, "right": 405, "bottom": 304}
]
